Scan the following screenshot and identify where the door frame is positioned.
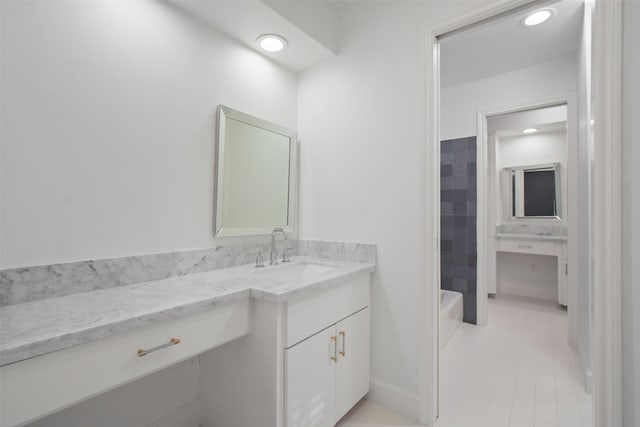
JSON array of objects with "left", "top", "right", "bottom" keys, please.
[
  {"left": 591, "top": 0, "right": 624, "bottom": 425},
  {"left": 475, "top": 95, "right": 577, "bottom": 331},
  {"left": 418, "top": 0, "right": 623, "bottom": 425}
]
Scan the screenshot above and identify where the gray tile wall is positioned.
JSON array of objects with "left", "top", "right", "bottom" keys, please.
[{"left": 441, "top": 136, "right": 477, "bottom": 324}]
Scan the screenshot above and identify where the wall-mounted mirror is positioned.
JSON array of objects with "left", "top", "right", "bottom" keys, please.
[
  {"left": 214, "top": 106, "right": 297, "bottom": 237},
  {"left": 501, "top": 163, "right": 562, "bottom": 220}
]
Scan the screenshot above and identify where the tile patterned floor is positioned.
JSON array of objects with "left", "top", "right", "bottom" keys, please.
[{"left": 338, "top": 296, "right": 593, "bottom": 427}]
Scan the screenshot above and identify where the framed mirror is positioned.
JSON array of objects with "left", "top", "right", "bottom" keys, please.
[
  {"left": 501, "top": 163, "right": 562, "bottom": 220},
  {"left": 214, "top": 106, "right": 297, "bottom": 237}
]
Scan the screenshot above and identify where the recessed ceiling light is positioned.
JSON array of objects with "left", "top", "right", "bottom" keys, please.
[
  {"left": 257, "top": 34, "right": 287, "bottom": 52},
  {"left": 523, "top": 8, "right": 555, "bottom": 26},
  {"left": 522, "top": 128, "right": 539, "bottom": 134}
]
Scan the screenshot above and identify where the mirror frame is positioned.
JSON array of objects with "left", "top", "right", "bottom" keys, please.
[
  {"left": 501, "top": 162, "right": 562, "bottom": 221},
  {"left": 214, "top": 105, "right": 298, "bottom": 237}
]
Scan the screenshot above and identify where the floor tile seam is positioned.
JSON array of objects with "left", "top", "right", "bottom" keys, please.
[{"left": 506, "top": 306, "right": 530, "bottom": 427}]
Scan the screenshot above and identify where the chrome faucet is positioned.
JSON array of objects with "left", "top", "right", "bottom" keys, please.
[
  {"left": 255, "top": 252, "right": 265, "bottom": 268},
  {"left": 270, "top": 227, "right": 286, "bottom": 265}
]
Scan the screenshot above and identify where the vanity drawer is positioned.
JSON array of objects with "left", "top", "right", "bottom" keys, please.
[
  {"left": 286, "top": 274, "right": 370, "bottom": 347},
  {"left": 0, "top": 299, "right": 251, "bottom": 427},
  {"left": 497, "top": 239, "right": 558, "bottom": 256}
]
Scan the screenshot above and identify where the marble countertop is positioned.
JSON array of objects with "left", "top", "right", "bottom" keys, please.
[
  {"left": 496, "top": 233, "right": 568, "bottom": 241},
  {"left": 0, "top": 257, "right": 375, "bottom": 366}
]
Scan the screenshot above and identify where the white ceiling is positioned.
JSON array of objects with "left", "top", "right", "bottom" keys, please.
[
  {"left": 496, "top": 121, "right": 567, "bottom": 138},
  {"left": 166, "top": 0, "right": 338, "bottom": 72},
  {"left": 489, "top": 104, "right": 568, "bottom": 137},
  {"left": 167, "top": 0, "right": 584, "bottom": 77},
  {"left": 440, "top": 0, "right": 584, "bottom": 88}
]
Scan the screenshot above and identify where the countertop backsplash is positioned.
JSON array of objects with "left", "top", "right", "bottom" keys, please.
[
  {"left": 496, "top": 223, "right": 567, "bottom": 237},
  {"left": 0, "top": 240, "right": 376, "bottom": 306}
]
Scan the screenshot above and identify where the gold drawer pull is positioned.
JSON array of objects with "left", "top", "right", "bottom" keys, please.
[
  {"left": 339, "top": 331, "right": 346, "bottom": 357},
  {"left": 137, "top": 337, "right": 181, "bottom": 357},
  {"left": 518, "top": 244, "right": 532, "bottom": 249},
  {"left": 331, "top": 336, "right": 338, "bottom": 362}
]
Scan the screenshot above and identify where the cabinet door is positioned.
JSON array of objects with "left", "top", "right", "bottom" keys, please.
[
  {"left": 558, "top": 258, "right": 568, "bottom": 306},
  {"left": 285, "top": 326, "right": 337, "bottom": 427},
  {"left": 334, "top": 307, "right": 370, "bottom": 422}
]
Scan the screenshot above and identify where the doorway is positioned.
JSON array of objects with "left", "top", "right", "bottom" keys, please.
[
  {"left": 437, "top": 100, "right": 593, "bottom": 426},
  {"left": 480, "top": 101, "right": 576, "bottom": 324},
  {"left": 429, "top": 0, "right": 594, "bottom": 425}
]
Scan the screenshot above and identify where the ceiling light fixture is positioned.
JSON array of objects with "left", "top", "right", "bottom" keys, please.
[
  {"left": 257, "top": 34, "right": 287, "bottom": 52},
  {"left": 523, "top": 8, "right": 555, "bottom": 26},
  {"left": 522, "top": 128, "right": 539, "bottom": 134}
]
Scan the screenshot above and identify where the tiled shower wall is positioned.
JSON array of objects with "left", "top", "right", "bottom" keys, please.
[{"left": 441, "top": 136, "right": 477, "bottom": 324}]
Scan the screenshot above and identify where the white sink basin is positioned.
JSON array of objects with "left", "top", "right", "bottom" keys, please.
[{"left": 254, "top": 261, "right": 339, "bottom": 282}]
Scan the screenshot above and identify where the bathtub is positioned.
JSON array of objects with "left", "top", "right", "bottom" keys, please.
[{"left": 439, "top": 289, "right": 463, "bottom": 350}]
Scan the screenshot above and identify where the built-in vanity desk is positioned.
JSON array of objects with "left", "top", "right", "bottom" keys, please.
[
  {"left": 1, "top": 106, "right": 374, "bottom": 427},
  {"left": 491, "top": 156, "right": 569, "bottom": 306},
  {"left": 0, "top": 257, "right": 374, "bottom": 427},
  {"left": 495, "top": 234, "right": 568, "bottom": 306}
]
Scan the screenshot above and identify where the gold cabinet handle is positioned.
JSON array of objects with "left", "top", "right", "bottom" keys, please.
[
  {"left": 330, "top": 336, "right": 338, "bottom": 362},
  {"left": 137, "top": 337, "right": 181, "bottom": 357},
  {"left": 339, "top": 331, "right": 346, "bottom": 357}
]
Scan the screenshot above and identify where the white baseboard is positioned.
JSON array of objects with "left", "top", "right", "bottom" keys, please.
[
  {"left": 584, "top": 368, "right": 593, "bottom": 394},
  {"left": 579, "top": 346, "right": 593, "bottom": 394},
  {"left": 155, "top": 399, "right": 200, "bottom": 427},
  {"left": 574, "top": 340, "right": 593, "bottom": 394},
  {"left": 367, "top": 378, "right": 418, "bottom": 421}
]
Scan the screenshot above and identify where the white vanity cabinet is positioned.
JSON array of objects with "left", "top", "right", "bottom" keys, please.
[
  {"left": 285, "top": 307, "right": 370, "bottom": 427},
  {"left": 199, "top": 272, "right": 371, "bottom": 427},
  {"left": 284, "top": 273, "right": 370, "bottom": 427},
  {"left": 286, "top": 325, "right": 337, "bottom": 427},
  {"left": 495, "top": 237, "right": 568, "bottom": 306},
  {"left": 284, "top": 273, "right": 370, "bottom": 426},
  {"left": 334, "top": 308, "right": 370, "bottom": 420},
  {"left": 558, "top": 256, "right": 568, "bottom": 305}
]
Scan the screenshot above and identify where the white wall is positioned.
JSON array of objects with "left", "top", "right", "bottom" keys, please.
[
  {"left": 0, "top": 0, "right": 298, "bottom": 269},
  {"left": 441, "top": 54, "right": 577, "bottom": 141},
  {"left": 497, "top": 130, "right": 568, "bottom": 169},
  {"left": 622, "top": 1, "right": 640, "bottom": 425},
  {"left": 496, "top": 129, "right": 568, "bottom": 226},
  {"left": 297, "top": 0, "right": 488, "bottom": 418},
  {"left": 0, "top": 1, "right": 296, "bottom": 424},
  {"left": 263, "top": 0, "right": 339, "bottom": 54},
  {"left": 487, "top": 104, "right": 567, "bottom": 134}
]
